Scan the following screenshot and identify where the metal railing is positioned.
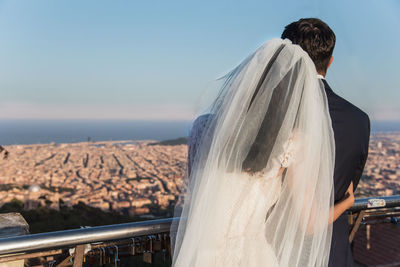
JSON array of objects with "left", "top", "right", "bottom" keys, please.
[
  {"left": 0, "top": 195, "right": 398, "bottom": 266},
  {"left": 0, "top": 217, "right": 180, "bottom": 256},
  {"left": 349, "top": 195, "right": 400, "bottom": 212},
  {"left": 347, "top": 195, "right": 400, "bottom": 245}
]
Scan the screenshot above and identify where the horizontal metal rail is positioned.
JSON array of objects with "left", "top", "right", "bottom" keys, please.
[
  {"left": 348, "top": 195, "right": 400, "bottom": 212},
  {"left": 0, "top": 195, "right": 398, "bottom": 256},
  {"left": 0, "top": 217, "right": 179, "bottom": 256}
]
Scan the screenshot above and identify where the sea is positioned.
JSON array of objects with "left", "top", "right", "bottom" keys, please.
[
  {"left": 0, "top": 119, "right": 399, "bottom": 146},
  {"left": 0, "top": 119, "right": 192, "bottom": 145}
]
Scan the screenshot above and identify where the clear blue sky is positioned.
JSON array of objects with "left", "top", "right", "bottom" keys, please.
[{"left": 0, "top": 0, "right": 399, "bottom": 121}]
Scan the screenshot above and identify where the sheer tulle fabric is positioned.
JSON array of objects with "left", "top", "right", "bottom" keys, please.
[{"left": 170, "top": 38, "right": 335, "bottom": 267}]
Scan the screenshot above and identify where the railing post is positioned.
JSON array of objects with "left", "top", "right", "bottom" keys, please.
[
  {"left": 349, "top": 210, "right": 365, "bottom": 243},
  {"left": 72, "top": 244, "right": 85, "bottom": 267}
]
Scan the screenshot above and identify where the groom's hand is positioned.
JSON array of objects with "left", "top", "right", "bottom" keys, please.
[
  {"left": 329, "top": 181, "right": 356, "bottom": 224},
  {"left": 344, "top": 181, "right": 355, "bottom": 207}
]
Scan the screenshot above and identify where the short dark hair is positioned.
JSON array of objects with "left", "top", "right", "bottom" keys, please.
[{"left": 281, "top": 18, "right": 336, "bottom": 74}]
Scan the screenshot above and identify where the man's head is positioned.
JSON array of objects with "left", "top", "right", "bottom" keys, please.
[{"left": 281, "top": 18, "right": 335, "bottom": 76}]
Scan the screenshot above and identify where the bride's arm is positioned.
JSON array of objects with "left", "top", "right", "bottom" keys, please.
[
  {"left": 278, "top": 163, "right": 354, "bottom": 234},
  {"left": 277, "top": 135, "right": 354, "bottom": 233},
  {"left": 328, "top": 181, "right": 355, "bottom": 224}
]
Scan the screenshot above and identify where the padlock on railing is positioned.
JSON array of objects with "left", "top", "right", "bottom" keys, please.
[
  {"left": 161, "top": 233, "right": 168, "bottom": 262},
  {"left": 166, "top": 233, "right": 172, "bottom": 257},
  {"left": 130, "top": 237, "right": 136, "bottom": 256},
  {"left": 93, "top": 248, "right": 102, "bottom": 266},
  {"left": 113, "top": 245, "right": 120, "bottom": 267},
  {"left": 100, "top": 247, "right": 105, "bottom": 266},
  {"left": 86, "top": 251, "right": 97, "bottom": 265},
  {"left": 136, "top": 237, "right": 146, "bottom": 254},
  {"left": 153, "top": 234, "right": 162, "bottom": 251},
  {"left": 143, "top": 235, "right": 154, "bottom": 264}
]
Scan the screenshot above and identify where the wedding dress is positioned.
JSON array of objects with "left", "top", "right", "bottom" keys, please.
[
  {"left": 170, "top": 38, "right": 336, "bottom": 267},
  {"left": 186, "top": 120, "right": 296, "bottom": 266}
]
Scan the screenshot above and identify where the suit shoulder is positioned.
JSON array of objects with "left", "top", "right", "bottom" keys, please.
[
  {"left": 328, "top": 87, "right": 369, "bottom": 124},
  {"left": 344, "top": 98, "right": 369, "bottom": 128},
  {"left": 324, "top": 80, "right": 370, "bottom": 130},
  {"left": 341, "top": 96, "right": 369, "bottom": 123}
]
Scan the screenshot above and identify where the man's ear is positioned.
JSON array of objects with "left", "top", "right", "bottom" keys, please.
[{"left": 327, "top": 56, "right": 333, "bottom": 70}]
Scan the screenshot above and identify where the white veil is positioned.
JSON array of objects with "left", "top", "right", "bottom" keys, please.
[{"left": 170, "top": 38, "right": 335, "bottom": 267}]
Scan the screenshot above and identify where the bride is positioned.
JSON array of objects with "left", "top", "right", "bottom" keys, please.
[{"left": 170, "top": 38, "right": 351, "bottom": 267}]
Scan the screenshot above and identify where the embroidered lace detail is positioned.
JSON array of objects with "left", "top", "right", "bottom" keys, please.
[{"left": 278, "top": 137, "right": 296, "bottom": 168}]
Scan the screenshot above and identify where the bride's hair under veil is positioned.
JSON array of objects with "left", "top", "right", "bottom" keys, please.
[{"left": 170, "top": 38, "right": 335, "bottom": 267}]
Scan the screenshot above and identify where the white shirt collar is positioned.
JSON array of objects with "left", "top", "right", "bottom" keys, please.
[{"left": 317, "top": 74, "right": 325, "bottom": 80}]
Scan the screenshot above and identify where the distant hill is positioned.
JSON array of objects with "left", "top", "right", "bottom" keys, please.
[{"left": 149, "top": 137, "right": 188, "bottom": 146}]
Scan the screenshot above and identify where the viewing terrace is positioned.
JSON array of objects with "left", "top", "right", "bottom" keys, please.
[{"left": 0, "top": 195, "right": 398, "bottom": 267}]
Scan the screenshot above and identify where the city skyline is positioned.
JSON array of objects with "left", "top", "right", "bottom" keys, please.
[{"left": 0, "top": 0, "right": 399, "bottom": 121}]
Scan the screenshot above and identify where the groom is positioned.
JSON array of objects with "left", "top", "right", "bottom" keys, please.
[{"left": 281, "top": 18, "right": 370, "bottom": 266}]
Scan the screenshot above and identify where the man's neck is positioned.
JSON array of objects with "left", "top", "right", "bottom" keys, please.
[{"left": 317, "top": 71, "right": 326, "bottom": 79}]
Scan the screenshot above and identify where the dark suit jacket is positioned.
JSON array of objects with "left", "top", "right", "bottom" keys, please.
[{"left": 322, "top": 79, "right": 371, "bottom": 267}]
